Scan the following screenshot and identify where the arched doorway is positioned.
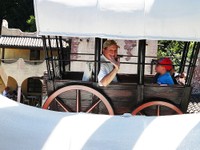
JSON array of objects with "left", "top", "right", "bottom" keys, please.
[
  {"left": 0, "top": 76, "right": 6, "bottom": 94},
  {"left": 21, "top": 77, "right": 42, "bottom": 107},
  {"left": 6, "top": 76, "right": 18, "bottom": 101}
]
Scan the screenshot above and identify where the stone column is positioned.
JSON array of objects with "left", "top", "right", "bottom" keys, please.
[{"left": 17, "top": 86, "right": 21, "bottom": 103}]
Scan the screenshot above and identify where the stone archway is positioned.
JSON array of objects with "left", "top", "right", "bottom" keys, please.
[
  {"left": 0, "top": 58, "right": 46, "bottom": 103},
  {"left": 7, "top": 76, "right": 18, "bottom": 89},
  {"left": 6, "top": 76, "right": 18, "bottom": 101},
  {"left": 21, "top": 77, "right": 43, "bottom": 107},
  {"left": 0, "top": 76, "right": 6, "bottom": 93}
]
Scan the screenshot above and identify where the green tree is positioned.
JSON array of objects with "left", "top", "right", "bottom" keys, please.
[
  {"left": 158, "top": 41, "right": 184, "bottom": 65},
  {"left": 158, "top": 40, "right": 194, "bottom": 71},
  {"left": 26, "top": 15, "right": 36, "bottom": 32},
  {"left": 0, "top": 0, "right": 35, "bottom": 34}
]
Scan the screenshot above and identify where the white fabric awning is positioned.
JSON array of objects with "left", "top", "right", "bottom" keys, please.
[
  {"left": 0, "top": 95, "right": 200, "bottom": 150},
  {"left": 34, "top": 0, "right": 200, "bottom": 41}
]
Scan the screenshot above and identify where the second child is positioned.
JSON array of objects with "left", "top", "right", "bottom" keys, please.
[{"left": 155, "top": 58, "right": 174, "bottom": 85}]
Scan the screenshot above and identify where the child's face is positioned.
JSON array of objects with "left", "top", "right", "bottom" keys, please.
[{"left": 155, "top": 65, "right": 166, "bottom": 74}]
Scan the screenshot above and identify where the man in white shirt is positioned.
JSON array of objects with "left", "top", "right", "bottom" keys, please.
[{"left": 98, "top": 40, "right": 120, "bottom": 86}]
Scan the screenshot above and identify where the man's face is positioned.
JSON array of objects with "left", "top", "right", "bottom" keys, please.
[{"left": 103, "top": 44, "right": 118, "bottom": 61}]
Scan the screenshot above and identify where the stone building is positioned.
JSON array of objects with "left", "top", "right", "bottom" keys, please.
[{"left": 0, "top": 20, "right": 46, "bottom": 106}]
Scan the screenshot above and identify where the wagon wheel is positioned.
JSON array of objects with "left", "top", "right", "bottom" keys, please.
[
  {"left": 43, "top": 85, "right": 114, "bottom": 115},
  {"left": 132, "top": 101, "right": 183, "bottom": 116}
]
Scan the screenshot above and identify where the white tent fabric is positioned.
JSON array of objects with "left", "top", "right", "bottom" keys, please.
[
  {"left": 0, "top": 95, "right": 200, "bottom": 150},
  {"left": 34, "top": 0, "right": 200, "bottom": 41}
]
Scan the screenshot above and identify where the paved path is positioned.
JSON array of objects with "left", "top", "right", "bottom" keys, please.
[{"left": 187, "top": 95, "right": 200, "bottom": 113}]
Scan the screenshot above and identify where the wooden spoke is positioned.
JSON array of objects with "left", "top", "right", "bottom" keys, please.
[
  {"left": 86, "top": 99, "right": 101, "bottom": 113},
  {"left": 76, "top": 90, "right": 80, "bottom": 112},
  {"left": 54, "top": 97, "right": 71, "bottom": 112},
  {"left": 132, "top": 101, "right": 183, "bottom": 116},
  {"left": 42, "top": 85, "right": 114, "bottom": 115},
  {"left": 138, "top": 112, "right": 143, "bottom": 115},
  {"left": 156, "top": 105, "right": 160, "bottom": 116}
]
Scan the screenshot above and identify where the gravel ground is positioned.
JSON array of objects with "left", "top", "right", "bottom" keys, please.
[{"left": 187, "top": 95, "right": 200, "bottom": 114}]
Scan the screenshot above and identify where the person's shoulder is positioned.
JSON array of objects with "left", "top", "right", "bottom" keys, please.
[
  {"left": 101, "top": 55, "right": 110, "bottom": 62},
  {"left": 165, "top": 72, "right": 174, "bottom": 84},
  {"left": 164, "top": 72, "right": 171, "bottom": 77},
  {"left": 100, "top": 55, "right": 106, "bottom": 61},
  {"left": 2, "top": 90, "right": 6, "bottom": 94},
  {"left": 164, "top": 72, "right": 173, "bottom": 80},
  {"left": 162, "top": 72, "right": 173, "bottom": 80},
  {"left": 100, "top": 55, "right": 109, "bottom": 68}
]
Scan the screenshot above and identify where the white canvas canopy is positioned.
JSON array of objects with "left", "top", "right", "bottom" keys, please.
[
  {"left": 0, "top": 95, "right": 200, "bottom": 150},
  {"left": 34, "top": 0, "right": 200, "bottom": 41}
]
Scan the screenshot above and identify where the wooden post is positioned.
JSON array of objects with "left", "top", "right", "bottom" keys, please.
[
  {"left": 94, "top": 38, "right": 101, "bottom": 82},
  {"left": 179, "top": 42, "right": 190, "bottom": 73},
  {"left": 137, "top": 40, "right": 146, "bottom": 85}
]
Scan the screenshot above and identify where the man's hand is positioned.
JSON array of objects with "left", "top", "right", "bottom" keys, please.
[{"left": 110, "top": 57, "right": 120, "bottom": 71}]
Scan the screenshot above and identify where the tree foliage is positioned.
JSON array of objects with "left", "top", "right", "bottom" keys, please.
[
  {"left": 0, "top": 0, "right": 35, "bottom": 33},
  {"left": 26, "top": 15, "right": 36, "bottom": 32},
  {"left": 158, "top": 40, "right": 194, "bottom": 71}
]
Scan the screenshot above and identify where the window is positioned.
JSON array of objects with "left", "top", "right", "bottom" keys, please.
[
  {"left": 27, "top": 78, "right": 42, "bottom": 93},
  {"left": 30, "top": 49, "right": 40, "bottom": 60}
]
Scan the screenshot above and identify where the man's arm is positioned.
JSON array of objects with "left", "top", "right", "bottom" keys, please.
[
  {"left": 99, "top": 57, "right": 120, "bottom": 87},
  {"left": 99, "top": 68, "right": 118, "bottom": 86}
]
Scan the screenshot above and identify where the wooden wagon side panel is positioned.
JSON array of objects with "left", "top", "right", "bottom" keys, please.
[
  {"left": 143, "top": 85, "right": 192, "bottom": 112},
  {"left": 100, "top": 84, "right": 138, "bottom": 115},
  {"left": 47, "top": 81, "right": 139, "bottom": 114}
]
